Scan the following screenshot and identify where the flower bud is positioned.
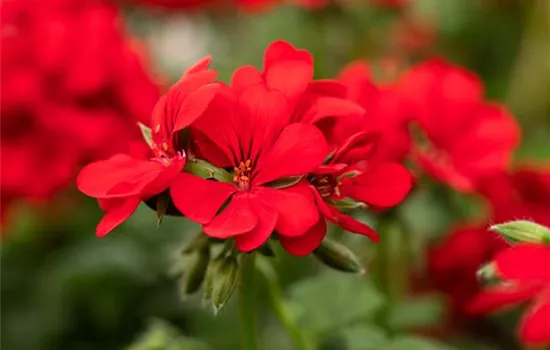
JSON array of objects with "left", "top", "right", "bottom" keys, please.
[
  {"left": 180, "top": 245, "right": 210, "bottom": 295},
  {"left": 203, "top": 257, "right": 222, "bottom": 303},
  {"left": 211, "top": 256, "right": 240, "bottom": 314},
  {"left": 476, "top": 262, "right": 499, "bottom": 286},
  {"left": 490, "top": 220, "right": 550, "bottom": 245},
  {"left": 181, "top": 232, "right": 209, "bottom": 255},
  {"left": 313, "top": 239, "right": 365, "bottom": 274}
]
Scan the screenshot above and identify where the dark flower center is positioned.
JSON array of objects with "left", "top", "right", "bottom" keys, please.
[
  {"left": 310, "top": 175, "right": 340, "bottom": 198},
  {"left": 233, "top": 159, "right": 252, "bottom": 190}
]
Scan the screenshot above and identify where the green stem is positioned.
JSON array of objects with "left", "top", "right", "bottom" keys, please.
[
  {"left": 239, "top": 253, "right": 259, "bottom": 350},
  {"left": 256, "top": 256, "right": 316, "bottom": 350}
]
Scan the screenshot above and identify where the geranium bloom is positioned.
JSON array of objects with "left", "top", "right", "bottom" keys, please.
[
  {"left": 77, "top": 57, "right": 218, "bottom": 237},
  {"left": 279, "top": 131, "right": 413, "bottom": 255},
  {"left": 428, "top": 225, "right": 508, "bottom": 319},
  {"left": 469, "top": 243, "right": 550, "bottom": 345},
  {"left": 1, "top": 0, "right": 160, "bottom": 224},
  {"left": 334, "top": 60, "right": 412, "bottom": 163},
  {"left": 171, "top": 82, "right": 329, "bottom": 253},
  {"left": 396, "top": 59, "right": 520, "bottom": 192}
]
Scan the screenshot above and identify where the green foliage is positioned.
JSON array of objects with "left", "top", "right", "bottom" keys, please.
[{"left": 287, "top": 272, "right": 384, "bottom": 335}]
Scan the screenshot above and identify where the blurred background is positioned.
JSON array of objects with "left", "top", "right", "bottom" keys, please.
[{"left": 1, "top": 0, "right": 549, "bottom": 349}]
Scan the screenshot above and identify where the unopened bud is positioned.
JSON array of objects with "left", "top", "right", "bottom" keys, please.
[
  {"left": 180, "top": 245, "right": 210, "bottom": 295},
  {"left": 211, "top": 256, "right": 240, "bottom": 314},
  {"left": 476, "top": 262, "right": 498, "bottom": 286},
  {"left": 491, "top": 220, "right": 550, "bottom": 245},
  {"left": 313, "top": 239, "right": 365, "bottom": 274},
  {"left": 257, "top": 242, "right": 275, "bottom": 257},
  {"left": 203, "top": 257, "right": 222, "bottom": 303},
  {"left": 181, "top": 233, "right": 209, "bottom": 255}
]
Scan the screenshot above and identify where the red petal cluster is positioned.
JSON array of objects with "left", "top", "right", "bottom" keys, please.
[
  {"left": 428, "top": 167, "right": 550, "bottom": 321},
  {"left": 76, "top": 40, "right": 413, "bottom": 256},
  {"left": 469, "top": 244, "right": 550, "bottom": 345},
  {"left": 77, "top": 57, "right": 219, "bottom": 237},
  {"left": 1, "top": 0, "right": 160, "bottom": 223},
  {"left": 397, "top": 59, "right": 520, "bottom": 192}
]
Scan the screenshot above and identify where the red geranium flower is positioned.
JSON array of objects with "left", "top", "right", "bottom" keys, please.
[
  {"left": 428, "top": 225, "right": 508, "bottom": 319},
  {"left": 0, "top": 0, "right": 160, "bottom": 226},
  {"left": 333, "top": 60, "right": 412, "bottom": 163},
  {"left": 77, "top": 57, "right": 218, "bottom": 237},
  {"left": 469, "top": 243, "right": 550, "bottom": 345},
  {"left": 171, "top": 82, "right": 329, "bottom": 253},
  {"left": 279, "top": 131, "right": 413, "bottom": 256},
  {"left": 396, "top": 59, "right": 520, "bottom": 192}
]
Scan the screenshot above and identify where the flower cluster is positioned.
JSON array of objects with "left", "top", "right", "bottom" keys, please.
[
  {"left": 77, "top": 40, "right": 413, "bottom": 255},
  {"left": 0, "top": 0, "right": 160, "bottom": 224},
  {"left": 469, "top": 238, "right": 550, "bottom": 345}
]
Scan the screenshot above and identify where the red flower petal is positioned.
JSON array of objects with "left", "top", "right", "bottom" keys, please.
[
  {"left": 77, "top": 154, "right": 169, "bottom": 198},
  {"left": 341, "top": 163, "right": 412, "bottom": 208},
  {"left": 231, "top": 65, "right": 262, "bottom": 94},
  {"left": 254, "top": 123, "right": 328, "bottom": 186},
  {"left": 468, "top": 284, "right": 543, "bottom": 314},
  {"left": 185, "top": 56, "right": 212, "bottom": 75},
  {"left": 191, "top": 86, "right": 241, "bottom": 164},
  {"left": 170, "top": 173, "right": 237, "bottom": 224},
  {"left": 238, "top": 84, "right": 290, "bottom": 162},
  {"left": 520, "top": 290, "right": 550, "bottom": 345},
  {"left": 203, "top": 192, "right": 258, "bottom": 238},
  {"left": 300, "top": 96, "right": 365, "bottom": 124},
  {"left": 335, "top": 211, "right": 380, "bottom": 241},
  {"left": 265, "top": 60, "right": 313, "bottom": 101},
  {"left": 235, "top": 200, "right": 278, "bottom": 252},
  {"left": 152, "top": 69, "right": 218, "bottom": 135},
  {"left": 96, "top": 197, "right": 141, "bottom": 237},
  {"left": 172, "top": 83, "right": 219, "bottom": 132},
  {"left": 257, "top": 183, "right": 319, "bottom": 237},
  {"left": 306, "top": 79, "right": 348, "bottom": 98},
  {"left": 330, "top": 131, "right": 378, "bottom": 165},
  {"left": 279, "top": 218, "right": 327, "bottom": 256},
  {"left": 263, "top": 40, "right": 313, "bottom": 69},
  {"left": 495, "top": 244, "right": 550, "bottom": 281}
]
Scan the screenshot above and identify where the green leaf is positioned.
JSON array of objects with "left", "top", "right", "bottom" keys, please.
[
  {"left": 126, "top": 319, "right": 209, "bottom": 350},
  {"left": 265, "top": 176, "right": 303, "bottom": 189},
  {"left": 184, "top": 159, "right": 233, "bottom": 183},
  {"left": 322, "top": 325, "right": 387, "bottom": 350},
  {"left": 138, "top": 122, "right": 154, "bottom": 148},
  {"left": 288, "top": 272, "right": 384, "bottom": 334},
  {"left": 386, "top": 295, "right": 446, "bottom": 331},
  {"left": 386, "top": 336, "right": 457, "bottom": 350}
]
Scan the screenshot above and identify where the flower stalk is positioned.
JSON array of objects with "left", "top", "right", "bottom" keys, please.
[{"left": 239, "top": 253, "right": 259, "bottom": 350}]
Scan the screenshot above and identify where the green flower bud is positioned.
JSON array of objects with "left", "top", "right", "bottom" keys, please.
[
  {"left": 476, "top": 262, "right": 499, "bottom": 286},
  {"left": 180, "top": 245, "right": 210, "bottom": 295},
  {"left": 211, "top": 256, "right": 241, "bottom": 314},
  {"left": 203, "top": 257, "right": 222, "bottom": 304},
  {"left": 491, "top": 220, "right": 550, "bottom": 245},
  {"left": 313, "top": 239, "right": 365, "bottom": 274},
  {"left": 181, "top": 232, "right": 209, "bottom": 255}
]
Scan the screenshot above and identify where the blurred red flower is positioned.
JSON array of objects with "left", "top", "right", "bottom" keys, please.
[
  {"left": 0, "top": 0, "right": 160, "bottom": 223},
  {"left": 428, "top": 167, "right": 550, "bottom": 321},
  {"left": 77, "top": 57, "right": 218, "bottom": 237},
  {"left": 469, "top": 243, "right": 550, "bottom": 345},
  {"left": 172, "top": 81, "right": 328, "bottom": 253},
  {"left": 280, "top": 131, "right": 412, "bottom": 256},
  {"left": 334, "top": 60, "right": 412, "bottom": 163},
  {"left": 428, "top": 225, "right": 507, "bottom": 318},
  {"left": 397, "top": 59, "right": 520, "bottom": 192},
  {"left": 479, "top": 167, "right": 550, "bottom": 227}
]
